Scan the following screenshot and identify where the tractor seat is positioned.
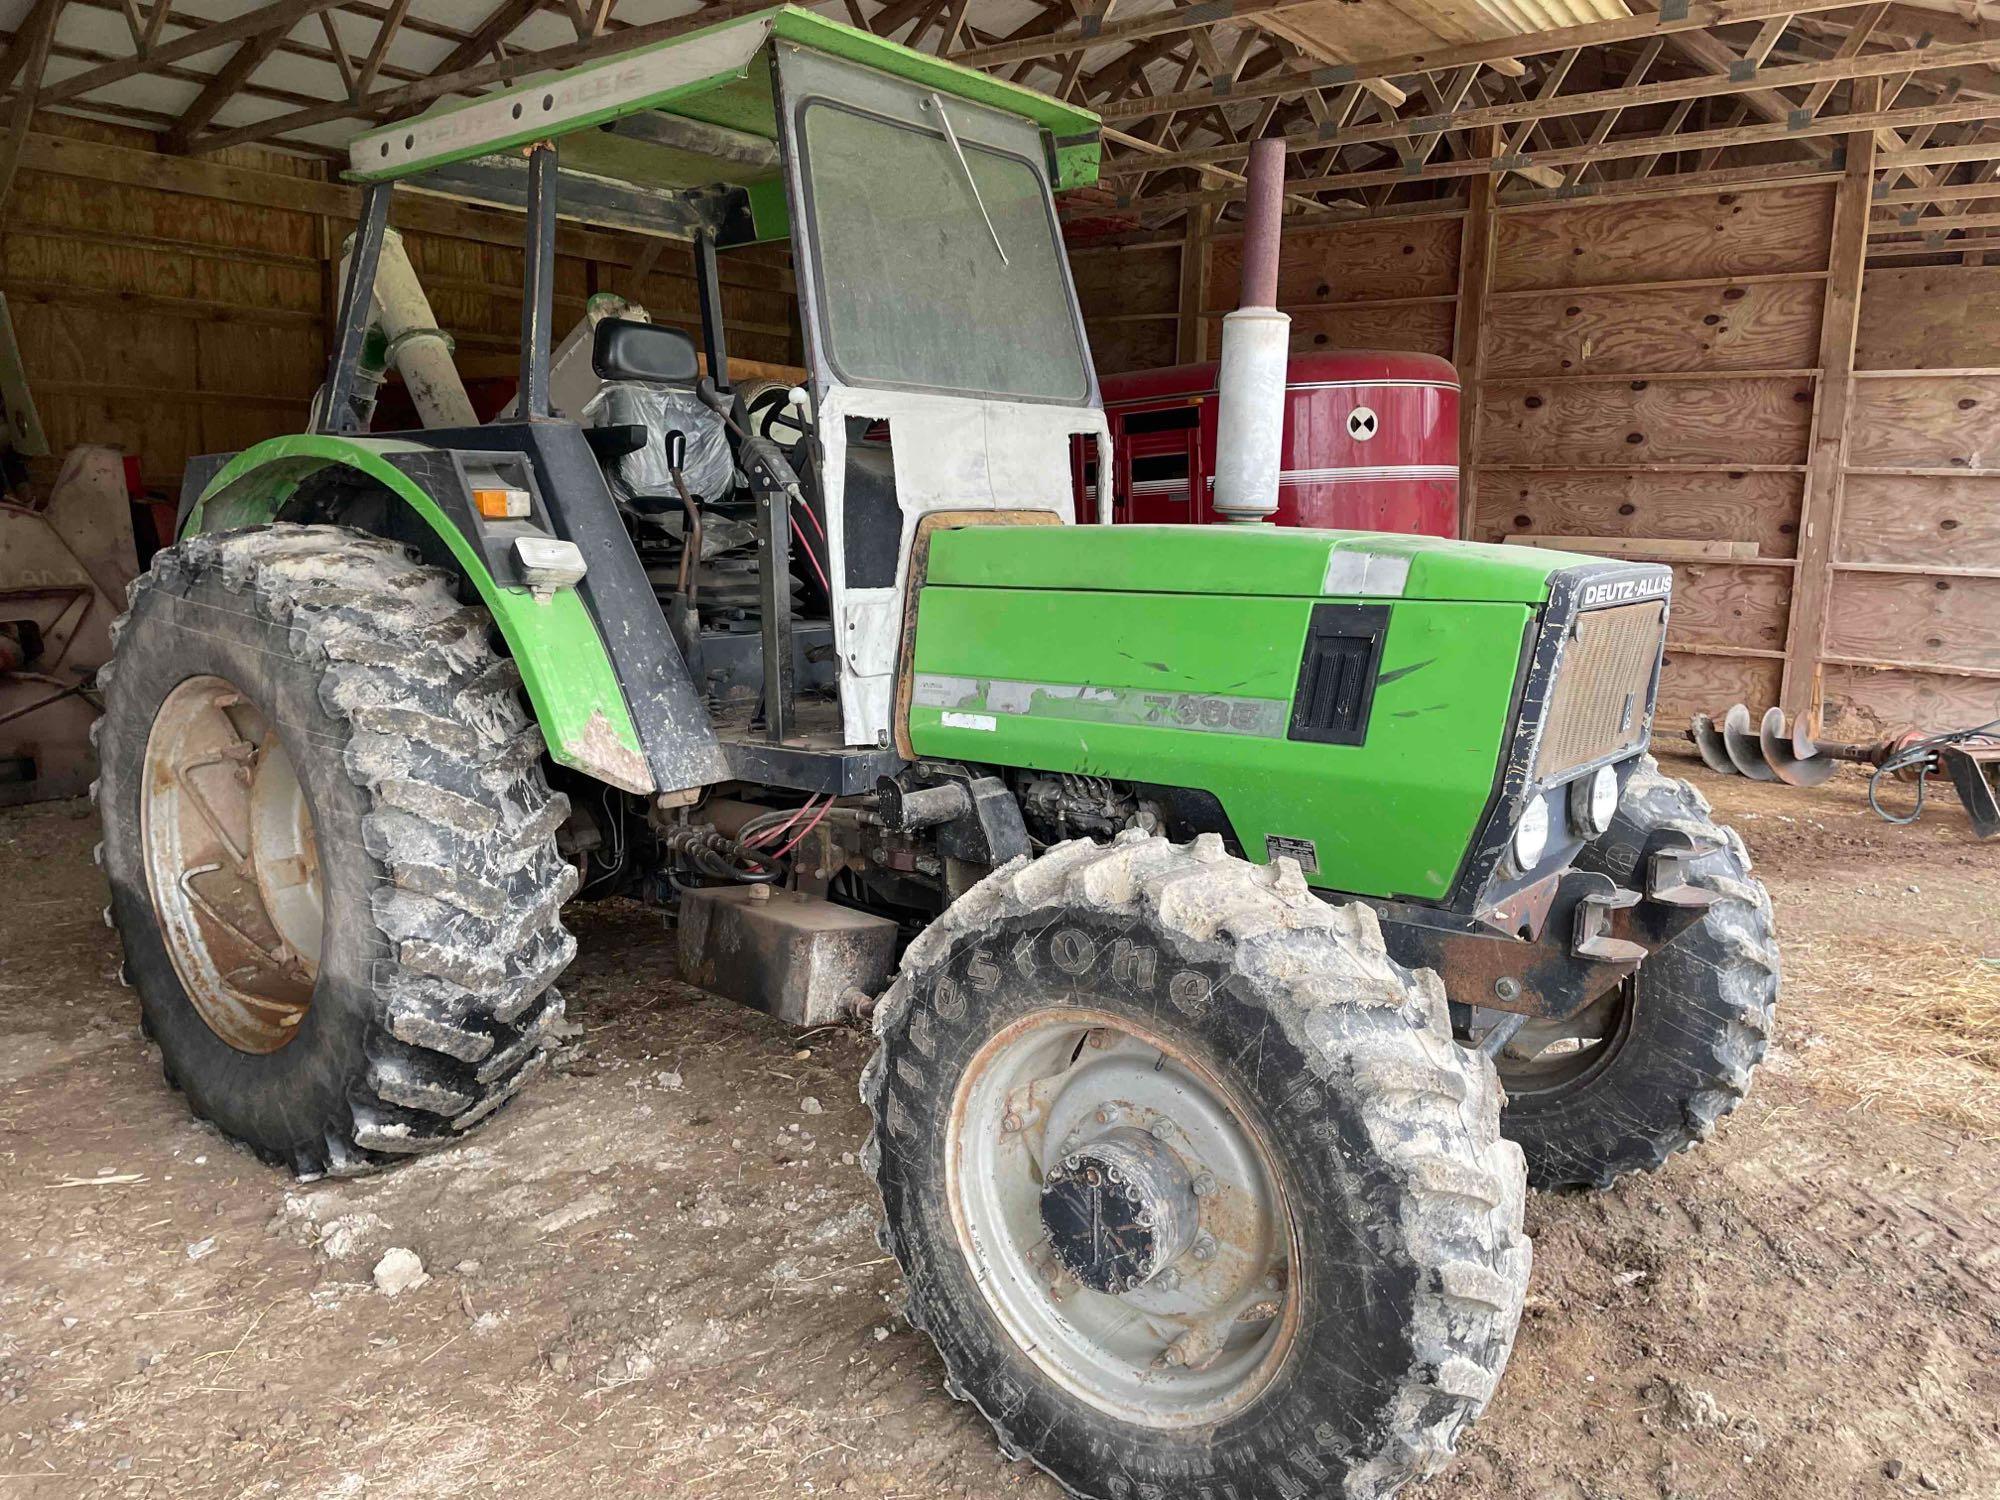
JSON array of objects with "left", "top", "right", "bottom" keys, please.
[{"left": 581, "top": 319, "right": 735, "bottom": 509}]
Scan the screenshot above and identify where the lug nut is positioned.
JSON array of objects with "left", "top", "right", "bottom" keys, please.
[
  {"left": 1157, "top": 1268, "right": 1181, "bottom": 1291},
  {"left": 1149, "top": 1121, "right": 1172, "bottom": 1141},
  {"left": 1192, "top": 1172, "right": 1216, "bottom": 1197},
  {"left": 1193, "top": 1234, "right": 1216, "bottom": 1262},
  {"left": 1001, "top": 1112, "right": 1022, "bottom": 1133}
]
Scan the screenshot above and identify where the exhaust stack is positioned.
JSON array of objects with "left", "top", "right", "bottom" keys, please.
[{"left": 1211, "top": 138, "right": 1290, "bottom": 525}]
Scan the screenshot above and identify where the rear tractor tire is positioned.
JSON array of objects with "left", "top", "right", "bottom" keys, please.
[
  {"left": 1492, "top": 755, "right": 1780, "bottom": 1191},
  {"left": 93, "top": 524, "right": 578, "bottom": 1176},
  {"left": 863, "top": 831, "right": 1531, "bottom": 1500}
]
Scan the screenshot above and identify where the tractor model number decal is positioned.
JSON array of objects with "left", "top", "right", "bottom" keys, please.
[
  {"left": 1264, "top": 834, "right": 1320, "bottom": 874},
  {"left": 913, "top": 675, "right": 1287, "bottom": 738}
]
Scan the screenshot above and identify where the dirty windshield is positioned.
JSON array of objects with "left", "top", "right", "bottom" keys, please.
[{"left": 798, "top": 100, "right": 1091, "bottom": 403}]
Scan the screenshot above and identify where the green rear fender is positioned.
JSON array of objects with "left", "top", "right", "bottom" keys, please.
[{"left": 186, "top": 435, "right": 652, "bottom": 794}]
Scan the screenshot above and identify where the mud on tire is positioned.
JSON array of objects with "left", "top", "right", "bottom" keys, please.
[
  {"left": 1497, "top": 754, "right": 1780, "bottom": 1191},
  {"left": 862, "top": 831, "right": 1531, "bottom": 1500},
  {"left": 94, "top": 524, "right": 577, "bottom": 1176}
]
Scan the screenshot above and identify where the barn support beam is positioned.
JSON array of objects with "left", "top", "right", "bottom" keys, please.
[{"left": 1781, "top": 78, "right": 1878, "bottom": 729}]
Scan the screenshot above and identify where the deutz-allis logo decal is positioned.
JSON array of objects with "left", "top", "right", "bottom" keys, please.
[{"left": 1579, "top": 575, "right": 1671, "bottom": 608}]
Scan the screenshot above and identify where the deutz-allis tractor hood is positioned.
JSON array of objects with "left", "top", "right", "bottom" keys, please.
[{"left": 924, "top": 524, "right": 1585, "bottom": 605}]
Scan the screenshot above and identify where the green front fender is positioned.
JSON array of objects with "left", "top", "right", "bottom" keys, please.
[{"left": 187, "top": 434, "right": 652, "bottom": 794}]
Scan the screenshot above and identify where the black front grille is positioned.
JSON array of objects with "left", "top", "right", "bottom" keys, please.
[{"left": 1288, "top": 603, "right": 1390, "bottom": 746}]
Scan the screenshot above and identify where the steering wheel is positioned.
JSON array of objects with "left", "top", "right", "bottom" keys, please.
[{"left": 739, "top": 379, "right": 812, "bottom": 448}]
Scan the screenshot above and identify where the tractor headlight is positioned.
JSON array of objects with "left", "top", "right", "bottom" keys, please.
[
  {"left": 1570, "top": 764, "right": 1620, "bottom": 839},
  {"left": 1511, "top": 794, "right": 1551, "bottom": 873}
]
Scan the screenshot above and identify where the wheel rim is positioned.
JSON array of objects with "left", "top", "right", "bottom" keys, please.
[
  {"left": 139, "top": 675, "right": 322, "bottom": 1054},
  {"left": 947, "top": 1007, "right": 1299, "bottom": 1428},
  {"left": 1491, "top": 979, "right": 1636, "bottom": 1099}
]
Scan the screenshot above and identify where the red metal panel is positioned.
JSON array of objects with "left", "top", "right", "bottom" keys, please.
[{"left": 1095, "top": 351, "right": 1462, "bottom": 539}]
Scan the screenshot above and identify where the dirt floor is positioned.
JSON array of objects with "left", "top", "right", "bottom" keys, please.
[{"left": 1, "top": 746, "right": 1996, "bottom": 1500}]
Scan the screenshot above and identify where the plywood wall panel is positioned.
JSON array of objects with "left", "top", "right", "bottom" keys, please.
[
  {"left": 1845, "top": 376, "right": 2000, "bottom": 469},
  {"left": 3, "top": 230, "right": 316, "bottom": 312},
  {"left": 11, "top": 301, "right": 194, "bottom": 388},
  {"left": 1836, "top": 475, "right": 2000, "bottom": 568},
  {"left": 10, "top": 170, "right": 318, "bottom": 258},
  {"left": 1820, "top": 666, "right": 2000, "bottom": 739},
  {"left": 1824, "top": 573, "right": 2000, "bottom": 671},
  {"left": 1086, "top": 317, "right": 1177, "bottom": 377},
  {"left": 1657, "top": 652, "right": 1782, "bottom": 723},
  {"left": 1477, "top": 377, "right": 1814, "bottom": 467},
  {"left": 1282, "top": 301, "right": 1456, "bottom": 356},
  {"left": 1470, "top": 469, "right": 1801, "bottom": 556},
  {"left": 5, "top": 129, "right": 803, "bottom": 490},
  {"left": 1072, "top": 245, "right": 1180, "bottom": 317},
  {"left": 1855, "top": 266, "right": 2000, "bottom": 371},
  {"left": 1482, "top": 279, "right": 1823, "bottom": 376},
  {"left": 1209, "top": 216, "right": 1461, "bottom": 309},
  {"left": 1491, "top": 185, "right": 1835, "bottom": 293},
  {"left": 1664, "top": 564, "right": 1792, "bottom": 652}
]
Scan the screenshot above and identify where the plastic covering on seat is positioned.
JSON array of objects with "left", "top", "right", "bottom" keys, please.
[{"left": 584, "top": 381, "right": 736, "bottom": 507}]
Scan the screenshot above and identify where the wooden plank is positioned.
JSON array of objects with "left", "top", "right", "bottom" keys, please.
[
  {"left": 1206, "top": 215, "right": 1460, "bottom": 309},
  {"left": 1836, "top": 473, "right": 2000, "bottom": 570},
  {"left": 1477, "top": 376, "right": 1815, "bottom": 467},
  {"left": 0, "top": 0, "right": 59, "bottom": 93},
  {"left": 1844, "top": 374, "right": 2000, "bottom": 468},
  {"left": 1504, "top": 534, "right": 1763, "bottom": 560},
  {"left": 1491, "top": 182, "right": 1835, "bottom": 292},
  {"left": 1453, "top": 131, "right": 1498, "bottom": 542},
  {"left": 1825, "top": 573, "right": 2000, "bottom": 671},
  {"left": 1869, "top": 211, "right": 2000, "bottom": 237},
  {"left": 1856, "top": 265, "right": 2000, "bottom": 369},
  {"left": 1820, "top": 664, "right": 2000, "bottom": 737},
  {"left": 1482, "top": 277, "right": 1824, "bottom": 376},
  {"left": 1470, "top": 467, "right": 1803, "bottom": 557},
  {"left": 0, "top": 0, "right": 60, "bottom": 216},
  {"left": 1175, "top": 203, "right": 1212, "bottom": 366},
  {"left": 1778, "top": 97, "right": 1875, "bottom": 727}
]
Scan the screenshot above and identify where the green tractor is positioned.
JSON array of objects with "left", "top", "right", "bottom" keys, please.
[{"left": 92, "top": 10, "right": 1778, "bottom": 1496}]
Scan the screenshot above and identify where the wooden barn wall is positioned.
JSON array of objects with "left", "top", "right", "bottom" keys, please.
[
  {"left": 3, "top": 115, "right": 800, "bottom": 494},
  {"left": 1466, "top": 181, "right": 1831, "bottom": 729},
  {"left": 1071, "top": 177, "right": 1996, "bottom": 736}
]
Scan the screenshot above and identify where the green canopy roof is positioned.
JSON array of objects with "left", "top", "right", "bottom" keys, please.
[{"left": 346, "top": 6, "right": 1101, "bottom": 196}]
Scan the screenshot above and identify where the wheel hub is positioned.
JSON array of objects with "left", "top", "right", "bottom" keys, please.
[
  {"left": 948, "top": 1008, "right": 1298, "bottom": 1427},
  {"left": 139, "top": 675, "right": 323, "bottom": 1054},
  {"left": 1040, "top": 1127, "right": 1200, "bottom": 1294}
]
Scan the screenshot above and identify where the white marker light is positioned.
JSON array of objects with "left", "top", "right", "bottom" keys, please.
[
  {"left": 1572, "top": 764, "right": 1620, "bottom": 838},
  {"left": 513, "top": 536, "right": 587, "bottom": 595},
  {"left": 1512, "top": 795, "right": 1551, "bottom": 873}
]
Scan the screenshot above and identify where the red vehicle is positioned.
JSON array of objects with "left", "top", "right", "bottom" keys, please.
[{"left": 1082, "top": 349, "right": 1462, "bottom": 537}]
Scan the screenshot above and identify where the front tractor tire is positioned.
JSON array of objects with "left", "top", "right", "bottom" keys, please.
[
  {"left": 863, "top": 832, "right": 1530, "bottom": 1500},
  {"left": 94, "top": 525, "right": 578, "bottom": 1176},
  {"left": 1493, "top": 756, "right": 1780, "bottom": 1191}
]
